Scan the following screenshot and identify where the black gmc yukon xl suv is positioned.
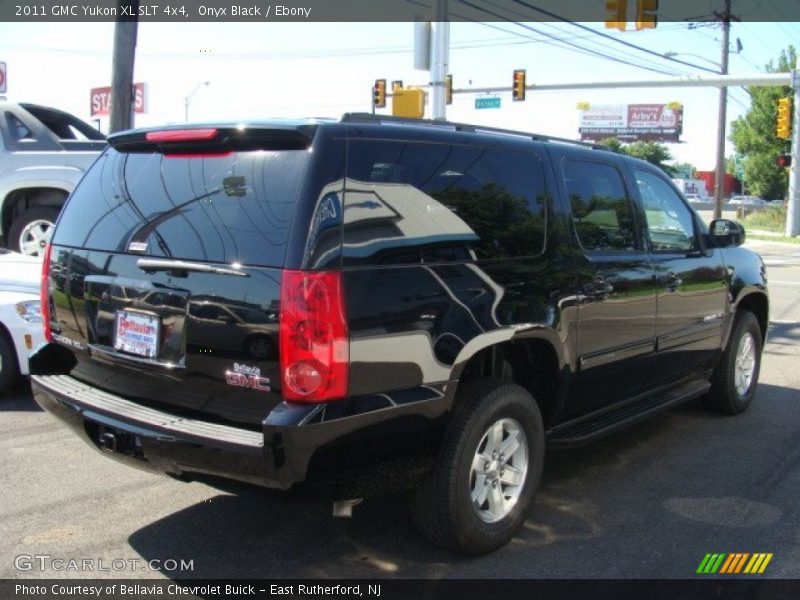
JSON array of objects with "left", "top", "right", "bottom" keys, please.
[{"left": 31, "top": 115, "right": 767, "bottom": 554}]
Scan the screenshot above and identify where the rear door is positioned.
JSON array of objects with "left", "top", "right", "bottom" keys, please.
[{"left": 46, "top": 127, "right": 332, "bottom": 428}]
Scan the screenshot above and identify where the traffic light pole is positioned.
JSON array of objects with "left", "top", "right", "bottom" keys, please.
[
  {"left": 429, "top": 0, "right": 449, "bottom": 121},
  {"left": 786, "top": 58, "right": 800, "bottom": 237},
  {"left": 109, "top": 0, "right": 139, "bottom": 133},
  {"left": 713, "top": 0, "right": 731, "bottom": 220}
]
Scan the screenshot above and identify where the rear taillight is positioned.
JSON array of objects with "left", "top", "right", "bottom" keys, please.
[
  {"left": 40, "top": 243, "right": 52, "bottom": 342},
  {"left": 279, "top": 270, "right": 348, "bottom": 403}
]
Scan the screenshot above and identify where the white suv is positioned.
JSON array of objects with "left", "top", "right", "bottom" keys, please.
[{"left": 0, "top": 249, "right": 45, "bottom": 393}]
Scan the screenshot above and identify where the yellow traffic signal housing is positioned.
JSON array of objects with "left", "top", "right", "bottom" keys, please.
[
  {"left": 512, "top": 69, "right": 526, "bottom": 102},
  {"left": 374, "top": 79, "right": 387, "bottom": 109},
  {"left": 605, "top": 0, "right": 627, "bottom": 31},
  {"left": 635, "top": 0, "right": 658, "bottom": 30},
  {"left": 392, "top": 88, "right": 425, "bottom": 119},
  {"left": 446, "top": 74, "right": 453, "bottom": 105},
  {"left": 391, "top": 80, "right": 403, "bottom": 92},
  {"left": 777, "top": 96, "right": 792, "bottom": 139}
]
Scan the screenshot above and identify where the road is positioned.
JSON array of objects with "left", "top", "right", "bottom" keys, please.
[{"left": 1, "top": 239, "right": 798, "bottom": 580}]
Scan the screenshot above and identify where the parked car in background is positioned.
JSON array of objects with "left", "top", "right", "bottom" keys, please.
[
  {"left": 0, "top": 103, "right": 106, "bottom": 257},
  {"left": 768, "top": 199, "right": 786, "bottom": 207},
  {"left": 729, "top": 195, "right": 767, "bottom": 207},
  {"left": 0, "top": 249, "right": 44, "bottom": 393},
  {"left": 684, "top": 193, "right": 708, "bottom": 204}
]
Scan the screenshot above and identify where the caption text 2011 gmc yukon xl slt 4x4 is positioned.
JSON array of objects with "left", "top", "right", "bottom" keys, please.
[{"left": 30, "top": 115, "right": 767, "bottom": 554}]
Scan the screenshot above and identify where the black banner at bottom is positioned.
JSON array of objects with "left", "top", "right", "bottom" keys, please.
[{"left": 4, "top": 579, "right": 800, "bottom": 600}]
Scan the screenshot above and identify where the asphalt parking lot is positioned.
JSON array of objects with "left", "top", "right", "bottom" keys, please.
[{"left": 1, "top": 239, "right": 799, "bottom": 580}]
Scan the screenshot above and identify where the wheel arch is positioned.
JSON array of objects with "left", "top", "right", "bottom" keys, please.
[
  {"left": 446, "top": 328, "right": 568, "bottom": 429},
  {"left": 2, "top": 187, "right": 68, "bottom": 239},
  {"left": 731, "top": 289, "right": 768, "bottom": 346}
]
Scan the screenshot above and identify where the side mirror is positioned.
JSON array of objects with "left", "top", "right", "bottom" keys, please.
[{"left": 709, "top": 219, "right": 746, "bottom": 248}]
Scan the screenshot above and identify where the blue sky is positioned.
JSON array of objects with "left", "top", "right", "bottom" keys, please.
[{"left": 0, "top": 19, "right": 797, "bottom": 170}]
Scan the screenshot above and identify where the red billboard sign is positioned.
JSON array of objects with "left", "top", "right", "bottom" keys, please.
[
  {"left": 578, "top": 103, "right": 683, "bottom": 142},
  {"left": 90, "top": 82, "right": 147, "bottom": 117}
]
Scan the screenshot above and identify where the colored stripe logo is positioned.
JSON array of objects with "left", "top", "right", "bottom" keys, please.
[{"left": 697, "top": 553, "right": 773, "bottom": 574}]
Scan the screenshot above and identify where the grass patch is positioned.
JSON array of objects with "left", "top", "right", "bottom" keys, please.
[{"left": 740, "top": 206, "right": 787, "bottom": 233}]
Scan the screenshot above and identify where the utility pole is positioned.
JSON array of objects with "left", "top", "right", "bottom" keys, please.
[
  {"left": 787, "top": 57, "right": 800, "bottom": 237},
  {"left": 429, "top": 0, "right": 449, "bottom": 120},
  {"left": 713, "top": 0, "right": 731, "bottom": 219},
  {"left": 109, "top": 0, "right": 139, "bottom": 133}
]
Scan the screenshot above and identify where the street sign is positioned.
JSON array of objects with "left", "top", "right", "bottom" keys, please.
[
  {"left": 90, "top": 82, "right": 147, "bottom": 117},
  {"left": 475, "top": 96, "right": 501, "bottom": 109},
  {"left": 0, "top": 62, "right": 6, "bottom": 94}
]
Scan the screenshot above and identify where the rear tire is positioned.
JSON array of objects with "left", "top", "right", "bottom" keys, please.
[
  {"left": 410, "top": 378, "right": 544, "bottom": 554},
  {"left": 8, "top": 206, "right": 59, "bottom": 257},
  {"left": 704, "top": 311, "right": 762, "bottom": 415},
  {"left": 0, "top": 333, "right": 19, "bottom": 395}
]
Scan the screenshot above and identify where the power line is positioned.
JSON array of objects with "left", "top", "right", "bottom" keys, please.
[
  {"left": 508, "top": 0, "right": 722, "bottom": 74},
  {"left": 458, "top": 0, "right": 680, "bottom": 76}
]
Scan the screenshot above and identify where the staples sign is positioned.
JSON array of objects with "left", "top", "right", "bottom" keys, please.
[{"left": 90, "top": 82, "right": 147, "bottom": 117}]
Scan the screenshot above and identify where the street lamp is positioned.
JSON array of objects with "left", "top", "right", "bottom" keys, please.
[
  {"left": 184, "top": 81, "right": 210, "bottom": 123},
  {"left": 665, "top": 42, "right": 735, "bottom": 219}
]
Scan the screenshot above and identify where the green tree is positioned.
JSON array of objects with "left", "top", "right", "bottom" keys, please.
[
  {"left": 599, "top": 137, "right": 624, "bottom": 153},
  {"left": 670, "top": 161, "right": 697, "bottom": 179},
  {"left": 730, "top": 45, "right": 796, "bottom": 199},
  {"left": 598, "top": 138, "right": 675, "bottom": 174},
  {"left": 623, "top": 141, "right": 673, "bottom": 172}
]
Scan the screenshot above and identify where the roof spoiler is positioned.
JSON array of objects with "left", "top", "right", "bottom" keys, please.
[{"left": 108, "top": 124, "right": 316, "bottom": 154}]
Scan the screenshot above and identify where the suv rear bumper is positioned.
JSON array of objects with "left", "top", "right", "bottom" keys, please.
[
  {"left": 31, "top": 374, "right": 291, "bottom": 489},
  {"left": 31, "top": 374, "right": 448, "bottom": 493}
]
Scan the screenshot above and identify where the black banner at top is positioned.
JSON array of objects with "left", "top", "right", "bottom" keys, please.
[{"left": 0, "top": 0, "right": 795, "bottom": 22}]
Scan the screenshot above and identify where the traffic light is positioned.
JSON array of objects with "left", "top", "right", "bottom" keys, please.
[
  {"left": 605, "top": 0, "right": 627, "bottom": 31},
  {"left": 776, "top": 153, "right": 792, "bottom": 168},
  {"left": 512, "top": 69, "right": 526, "bottom": 102},
  {"left": 776, "top": 96, "right": 792, "bottom": 139},
  {"left": 391, "top": 80, "right": 403, "bottom": 92},
  {"left": 392, "top": 88, "right": 425, "bottom": 119},
  {"left": 445, "top": 74, "right": 453, "bottom": 105},
  {"left": 635, "top": 0, "right": 658, "bottom": 30},
  {"left": 373, "top": 79, "right": 386, "bottom": 109}
]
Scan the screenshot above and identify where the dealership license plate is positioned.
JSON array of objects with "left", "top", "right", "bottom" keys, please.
[{"left": 114, "top": 310, "right": 160, "bottom": 359}]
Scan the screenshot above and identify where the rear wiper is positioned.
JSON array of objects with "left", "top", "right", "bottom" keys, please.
[{"left": 136, "top": 258, "right": 249, "bottom": 277}]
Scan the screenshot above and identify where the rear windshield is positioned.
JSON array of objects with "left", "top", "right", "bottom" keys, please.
[{"left": 53, "top": 148, "right": 309, "bottom": 267}]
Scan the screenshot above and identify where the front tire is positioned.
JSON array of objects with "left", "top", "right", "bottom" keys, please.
[
  {"left": 8, "top": 206, "right": 59, "bottom": 257},
  {"left": 410, "top": 378, "right": 544, "bottom": 554},
  {"left": 704, "top": 310, "right": 763, "bottom": 415},
  {"left": 0, "top": 333, "right": 20, "bottom": 395}
]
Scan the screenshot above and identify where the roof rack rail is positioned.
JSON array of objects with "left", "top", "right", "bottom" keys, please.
[{"left": 340, "top": 113, "right": 613, "bottom": 152}]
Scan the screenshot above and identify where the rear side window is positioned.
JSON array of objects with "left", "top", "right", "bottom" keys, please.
[
  {"left": 343, "top": 140, "right": 548, "bottom": 265},
  {"left": 564, "top": 160, "right": 637, "bottom": 252},
  {"left": 53, "top": 148, "right": 309, "bottom": 267}
]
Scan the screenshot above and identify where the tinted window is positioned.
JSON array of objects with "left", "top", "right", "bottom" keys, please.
[
  {"left": 53, "top": 148, "right": 309, "bottom": 267},
  {"left": 564, "top": 160, "right": 637, "bottom": 252},
  {"left": 634, "top": 169, "right": 696, "bottom": 252},
  {"left": 343, "top": 140, "right": 547, "bottom": 265},
  {"left": 6, "top": 113, "right": 32, "bottom": 140}
]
